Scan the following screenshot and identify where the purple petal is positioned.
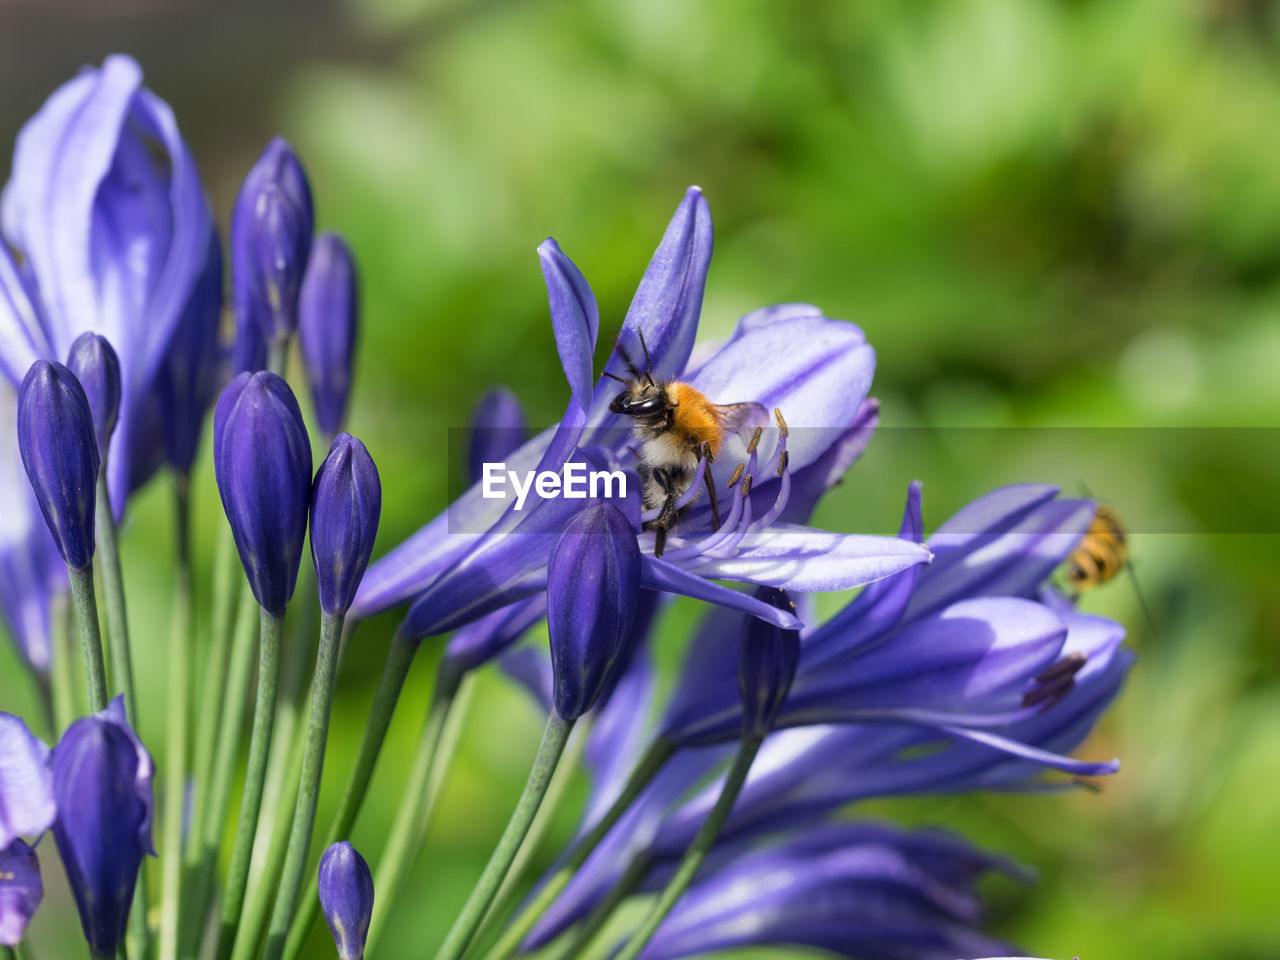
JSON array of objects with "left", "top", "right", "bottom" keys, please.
[
  {"left": 639, "top": 556, "right": 802, "bottom": 629},
  {"left": 0, "top": 246, "right": 51, "bottom": 385},
  {"left": 681, "top": 525, "right": 931, "bottom": 593},
  {"left": 0, "top": 839, "right": 42, "bottom": 946},
  {"left": 539, "top": 239, "right": 598, "bottom": 418},
  {"left": 0, "top": 713, "right": 54, "bottom": 847}
]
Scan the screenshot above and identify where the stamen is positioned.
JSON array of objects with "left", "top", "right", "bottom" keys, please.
[
  {"left": 754, "top": 467, "right": 791, "bottom": 528},
  {"left": 661, "top": 482, "right": 747, "bottom": 561},
  {"left": 746, "top": 426, "right": 763, "bottom": 454},
  {"left": 1035, "top": 652, "right": 1087, "bottom": 684},
  {"left": 704, "top": 477, "right": 755, "bottom": 558},
  {"left": 776, "top": 449, "right": 789, "bottom": 477},
  {"left": 740, "top": 474, "right": 753, "bottom": 497},
  {"left": 1023, "top": 653, "right": 1088, "bottom": 709},
  {"left": 671, "top": 453, "right": 709, "bottom": 511},
  {"left": 774, "top": 407, "right": 789, "bottom": 437},
  {"left": 726, "top": 463, "right": 745, "bottom": 488}
]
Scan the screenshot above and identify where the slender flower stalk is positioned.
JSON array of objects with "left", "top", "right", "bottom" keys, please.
[
  {"left": 280, "top": 629, "right": 418, "bottom": 960},
  {"left": 611, "top": 736, "right": 762, "bottom": 960},
  {"left": 215, "top": 607, "right": 283, "bottom": 960},
  {"left": 433, "top": 712, "right": 576, "bottom": 960},
  {"left": 158, "top": 477, "right": 193, "bottom": 960},
  {"left": 65, "top": 568, "right": 108, "bottom": 715},
  {"left": 261, "top": 613, "right": 345, "bottom": 960},
  {"left": 363, "top": 666, "right": 463, "bottom": 955}
]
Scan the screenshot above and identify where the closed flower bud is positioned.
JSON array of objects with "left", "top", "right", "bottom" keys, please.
[
  {"left": 232, "top": 138, "right": 314, "bottom": 347},
  {"left": 50, "top": 696, "right": 154, "bottom": 956},
  {"left": 214, "top": 372, "right": 313, "bottom": 616},
  {"left": 65, "top": 333, "right": 121, "bottom": 462},
  {"left": 547, "top": 503, "right": 641, "bottom": 721},
  {"left": 318, "top": 841, "right": 373, "bottom": 960},
  {"left": 311, "top": 434, "right": 381, "bottom": 617},
  {"left": 0, "top": 840, "right": 42, "bottom": 946},
  {"left": 16, "top": 360, "right": 100, "bottom": 570},
  {"left": 299, "top": 232, "right": 359, "bottom": 437},
  {"left": 467, "top": 387, "right": 526, "bottom": 485},
  {"left": 739, "top": 587, "right": 801, "bottom": 737}
]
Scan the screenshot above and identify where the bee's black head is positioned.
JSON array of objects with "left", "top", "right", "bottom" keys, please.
[{"left": 609, "top": 387, "right": 667, "bottom": 418}]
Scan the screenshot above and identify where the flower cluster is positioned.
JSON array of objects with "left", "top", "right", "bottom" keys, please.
[{"left": 0, "top": 54, "right": 1124, "bottom": 960}]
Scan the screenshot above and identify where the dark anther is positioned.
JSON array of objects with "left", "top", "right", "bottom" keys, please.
[
  {"left": 1023, "top": 653, "right": 1088, "bottom": 708},
  {"left": 1036, "top": 652, "right": 1087, "bottom": 684},
  {"left": 777, "top": 449, "right": 789, "bottom": 476}
]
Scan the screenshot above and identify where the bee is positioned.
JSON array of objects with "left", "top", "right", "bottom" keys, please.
[
  {"left": 606, "top": 332, "right": 768, "bottom": 557},
  {"left": 1065, "top": 503, "right": 1128, "bottom": 591}
]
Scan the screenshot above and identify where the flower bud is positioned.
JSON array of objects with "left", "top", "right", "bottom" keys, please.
[
  {"left": 65, "top": 333, "right": 121, "bottom": 462},
  {"left": 50, "top": 696, "right": 154, "bottom": 956},
  {"left": 232, "top": 138, "right": 313, "bottom": 348},
  {"left": 0, "top": 840, "right": 42, "bottom": 946},
  {"left": 738, "top": 587, "right": 801, "bottom": 737},
  {"left": 467, "top": 387, "right": 526, "bottom": 485},
  {"left": 547, "top": 503, "right": 641, "bottom": 720},
  {"left": 318, "top": 841, "right": 373, "bottom": 960},
  {"left": 157, "top": 230, "right": 224, "bottom": 475},
  {"left": 0, "top": 712, "right": 55, "bottom": 847},
  {"left": 299, "top": 232, "right": 359, "bottom": 437},
  {"left": 16, "top": 360, "right": 100, "bottom": 570},
  {"left": 214, "top": 372, "right": 313, "bottom": 615},
  {"left": 311, "top": 433, "right": 381, "bottom": 617}
]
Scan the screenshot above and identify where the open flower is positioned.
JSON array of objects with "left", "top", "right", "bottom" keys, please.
[
  {"left": 0, "top": 712, "right": 55, "bottom": 848},
  {"left": 0, "top": 54, "right": 216, "bottom": 511},
  {"left": 353, "top": 188, "right": 929, "bottom": 641}
]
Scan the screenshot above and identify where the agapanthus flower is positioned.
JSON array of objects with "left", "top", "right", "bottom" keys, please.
[
  {"left": 467, "top": 387, "right": 527, "bottom": 485},
  {"left": 634, "top": 822, "right": 1026, "bottom": 960},
  {"left": 299, "top": 231, "right": 359, "bottom": 437},
  {"left": 509, "top": 483, "right": 1129, "bottom": 950},
  {"left": 0, "top": 385, "right": 65, "bottom": 671},
  {"left": 318, "top": 841, "right": 374, "bottom": 960},
  {"left": 0, "top": 839, "right": 42, "bottom": 946},
  {"left": 50, "top": 696, "right": 154, "bottom": 957},
  {"left": 0, "top": 54, "right": 216, "bottom": 511},
  {"left": 310, "top": 433, "right": 382, "bottom": 618},
  {"left": 353, "top": 188, "right": 930, "bottom": 642},
  {"left": 65, "top": 333, "right": 122, "bottom": 461}
]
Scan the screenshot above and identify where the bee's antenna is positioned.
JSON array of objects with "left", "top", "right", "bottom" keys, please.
[
  {"left": 602, "top": 371, "right": 628, "bottom": 385},
  {"left": 637, "top": 329, "right": 655, "bottom": 387}
]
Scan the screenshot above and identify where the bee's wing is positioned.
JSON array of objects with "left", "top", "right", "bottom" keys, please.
[{"left": 714, "top": 402, "right": 771, "bottom": 444}]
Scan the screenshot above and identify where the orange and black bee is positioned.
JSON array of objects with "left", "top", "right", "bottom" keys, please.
[
  {"left": 1065, "top": 503, "right": 1128, "bottom": 592},
  {"left": 606, "top": 332, "right": 768, "bottom": 557}
]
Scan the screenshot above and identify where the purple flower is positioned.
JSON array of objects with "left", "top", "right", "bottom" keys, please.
[
  {"left": 17, "top": 360, "right": 99, "bottom": 571},
  {"left": 50, "top": 696, "right": 154, "bottom": 956},
  {"left": 298, "top": 232, "right": 358, "bottom": 437},
  {"left": 353, "top": 188, "right": 930, "bottom": 642},
  {"left": 467, "top": 387, "right": 527, "bottom": 485},
  {"left": 0, "top": 712, "right": 55, "bottom": 847},
  {"left": 214, "top": 372, "right": 313, "bottom": 616},
  {"left": 0, "top": 386, "right": 66, "bottom": 671},
  {"left": 231, "top": 138, "right": 314, "bottom": 362},
  {"left": 65, "top": 333, "right": 121, "bottom": 461},
  {"left": 0, "top": 840, "right": 42, "bottom": 946},
  {"left": 548, "top": 503, "right": 642, "bottom": 720},
  {"left": 635, "top": 823, "right": 1023, "bottom": 960},
  {"left": 310, "top": 433, "right": 381, "bottom": 617},
  {"left": 738, "top": 587, "right": 800, "bottom": 737},
  {"left": 318, "top": 841, "right": 373, "bottom": 960},
  {"left": 154, "top": 228, "right": 224, "bottom": 475},
  {"left": 0, "top": 54, "right": 217, "bottom": 512}
]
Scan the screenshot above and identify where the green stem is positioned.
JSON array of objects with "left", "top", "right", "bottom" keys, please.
[
  {"left": 214, "top": 607, "right": 284, "bottom": 960},
  {"left": 228, "top": 686, "right": 310, "bottom": 960},
  {"left": 261, "top": 613, "right": 346, "bottom": 960},
  {"left": 280, "top": 630, "right": 420, "bottom": 960},
  {"left": 612, "top": 736, "right": 763, "bottom": 960},
  {"left": 158, "top": 476, "right": 194, "bottom": 960},
  {"left": 479, "top": 737, "right": 675, "bottom": 960},
  {"left": 434, "top": 713, "right": 576, "bottom": 960},
  {"left": 364, "top": 665, "right": 464, "bottom": 954},
  {"left": 467, "top": 716, "right": 592, "bottom": 958},
  {"left": 186, "top": 523, "right": 241, "bottom": 854},
  {"left": 50, "top": 590, "right": 78, "bottom": 733},
  {"left": 181, "top": 586, "right": 258, "bottom": 958},
  {"left": 94, "top": 473, "right": 139, "bottom": 728},
  {"left": 2, "top": 945, "right": 16, "bottom": 960},
  {"left": 553, "top": 854, "right": 649, "bottom": 960},
  {"left": 66, "top": 564, "right": 108, "bottom": 713}
]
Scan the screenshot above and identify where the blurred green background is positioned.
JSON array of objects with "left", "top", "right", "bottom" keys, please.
[{"left": 2, "top": 0, "right": 1279, "bottom": 958}]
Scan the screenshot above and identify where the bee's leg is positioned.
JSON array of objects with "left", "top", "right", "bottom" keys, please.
[
  {"left": 647, "top": 467, "right": 680, "bottom": 558},
  {"left": 700, "top": 446, "right": 722, "bottom": 532}
]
